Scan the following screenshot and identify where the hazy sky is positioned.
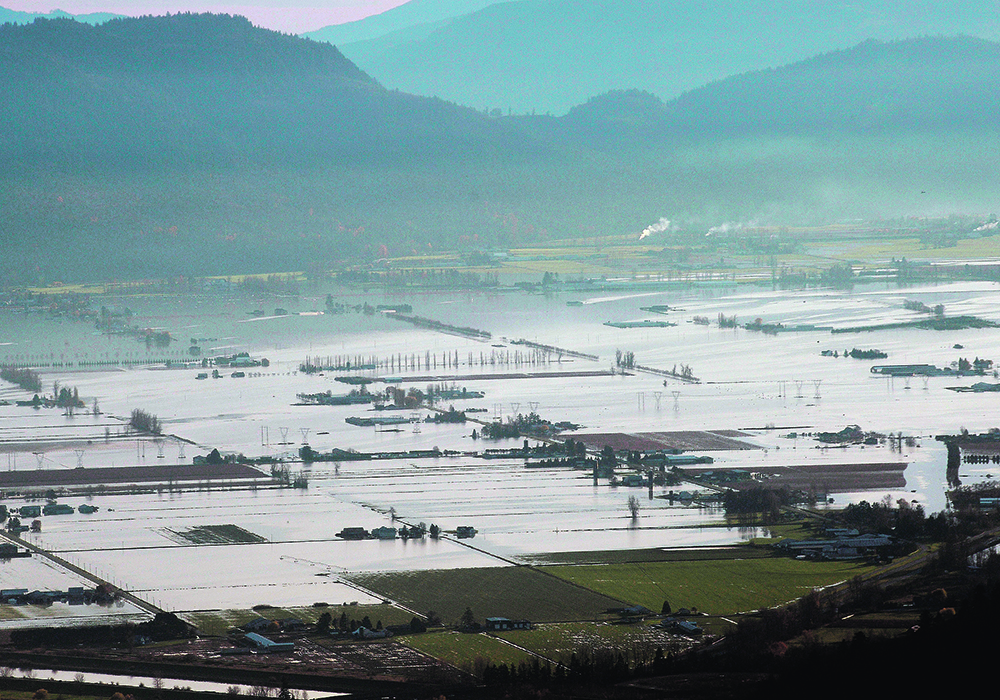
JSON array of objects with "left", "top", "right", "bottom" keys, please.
[{"left": 3, "top": 0, "right": 409, "bottom": 33}]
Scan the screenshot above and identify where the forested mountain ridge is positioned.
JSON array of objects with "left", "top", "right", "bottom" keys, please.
[
  {"left": 558, "top": 36, "right": 1000, "bottom": 145},
  {"left": 0, "top": 5, "right": 120, "bottom": 26},
  {"left": 0, "top": 13, "right": 536, "bottom": 172},
  {"left": 303, "top": 0, "right": 504, "bottom": 46},
  {"left": 0, "top": 12, "right": 371, "bottom": 76},
  {"left": 0, "top": 14, "right": 553, "bottom": 282},
  {"left": 329, "top": 0, "right": 1000, "bottom": 115},
  {"left": 664, "top": 36, "right": 1000, "bottom": 136},
  {"left": 4, "top": 16, "right": 995, "bottom": 174},
  {"left": 3, "top": 16, "right": 1000, "bottom": 284}
]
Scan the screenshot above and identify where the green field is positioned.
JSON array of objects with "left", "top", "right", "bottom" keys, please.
[
  {"left": 403, "top": 630, "right": 534, "bottom": 672},
  {"left": 167, "top": 524, "right": 268, "bottom": 545},
  {"left": 346, "top": 566, "right": 625, "bottom": 625},
  {"left": 404, "top": 621, "right": 691, "bottom": 673},
  {"left": 493, "top": 621, "right": 687, "bottom": 665},
  {"left": 546, "top": 558, "right": 874, "bottom": 616}
]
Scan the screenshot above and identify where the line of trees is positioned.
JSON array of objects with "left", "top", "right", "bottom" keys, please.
[
  {"left": 0, "top": 366, "right": 42, "bottom": 392},
  {"left": 845, "top": 348, "right": 888, "bottom": 359},
  {"left": 129, "top": 408, "right": 162, "bottom": 435},
  {"left": 615, "top": 349, "right": 636, "bottom": 369}
]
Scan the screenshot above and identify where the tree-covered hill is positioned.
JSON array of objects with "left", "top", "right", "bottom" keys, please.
[
  {"left": 3, "top": 16, "right": 1000, "bottom": 284},
  {"left": 0, "top": 5, "right": 121, "bottom": 26},
  {"left": 557, "top": 36, "right": 1000, "bottom": 145},
  {"left": 663, "top": 36, "right": 1000, "bottom": 137},
  {"left": 0, "top": 13, "right": 536, "bottom": 171},
  {"left": 302, "top": 0, "right": 503, "bottom": 47},
  {"left": 328, "top": 0, "right": 1000, "bottom": 115}
]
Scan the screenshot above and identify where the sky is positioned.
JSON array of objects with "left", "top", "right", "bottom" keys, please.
[{"left": 2, "top": 0, "right": 409, "bottom": 33}]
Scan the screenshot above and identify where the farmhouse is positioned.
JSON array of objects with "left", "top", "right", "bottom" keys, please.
[
  {"left": 244, "top": 632, "right": 294, "bottom": 653},
  {"left": 371, "top": 526, "right": 397, "bottom": 540},
  {"left": 352, "top": 626, "right": 393, "bottom": 639},
  {"left": 277, "top": 617, "right": 307, "bottom": 633},
  {"left": 775, "top": 533, "right": 893, "bottom": 559},
  {"left": 485, "top": 617, "right": 531, "bottom": 631},
  {"left": 336, "top": 527, "right": 370, "bottom": 540},
  {"left": 661, "top": 617, "right": 703, "bottom": 635},
  {"left": 42, "top": 503, "right": 74, "bottom": 515},
  {"left": 241, "top": 617, "right": 273, "bottom": 633}
]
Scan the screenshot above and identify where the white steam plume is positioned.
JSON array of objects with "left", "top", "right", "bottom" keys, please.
[{"left": 639, "top": 217, "right": 671, "bottom": 240}]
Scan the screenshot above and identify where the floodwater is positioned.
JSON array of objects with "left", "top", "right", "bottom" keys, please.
[{"left": 1, "top": 279, "right": 999, "bottom": 616}]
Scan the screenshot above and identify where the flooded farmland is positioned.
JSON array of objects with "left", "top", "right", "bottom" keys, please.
[{"left": 1, "top": 279, "right": 999, "bottom": 619}]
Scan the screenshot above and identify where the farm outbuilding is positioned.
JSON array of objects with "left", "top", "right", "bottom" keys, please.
[
  {"left": 244, "top": 632, "right": 294, "bottom": 652},
  {"left": 485, "top": 617, "right": 531, "bottom": 631}
]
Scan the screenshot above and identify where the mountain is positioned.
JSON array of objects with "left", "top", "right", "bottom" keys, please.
[
  {"left": 0, "top": 13, "right": 534, "bottom": 170},
  {"left": 662, "top": 36, "right": 1000, "bottom": 137},
  {"left": 2, "top": 16, "right": 1000, "bottom": 285},
  {"left": 0, "top": 5, "right": 121, "bottom": 25},
  {"left": 302, "top": 0, "right": 505, "bottom": 46},
  {"left": 330, "top": 0, "right": 1000, "bottom": 115},
  {"left": 561, "top": 36, "right": 1000, "bottom": 141},
  {"left": 0, "top": 13, "right": 553, "bottom": 282}
]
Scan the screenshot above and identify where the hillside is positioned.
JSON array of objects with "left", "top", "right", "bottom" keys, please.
[
  {"left": 3, "top": 18, "right": 1000, "bottom": 285},
  {"left": 0, "top": 14, "right": 557, "bottom": 282},
  {"left": 331, "top": 0, "right": 1000, "bottom": 115},
  {"left": 0, "top": 13, "right": 506, "bottom": 170},
  {"left": 302, "top": 0, "right": 504, "bottom": 46},
  {"left": 664, "top": 36, "right": 1000, "bottom": 136},
  {"left": 0, "top": 5, "right": 121, "bottom": 26},
  {"left": 560, "top": 36, "right": 1000, "bottom": 141}
]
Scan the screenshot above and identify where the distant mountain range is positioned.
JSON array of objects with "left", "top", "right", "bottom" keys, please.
[
  {"left": 303, "top": 0, "right": 506, "bottom": 46},
  {"left": 0, "top": 13, "right": 535, "bottom": 171},
  {"left": 313, "top": 0, "right": 1000, "bottom": 115},
  {"left": 562, "top": 36, "right": 1000, "bottom": 142},
  {"left": 11, "top": 15, "right": 995, "bottom": 169},
  {"left": 0, "top": 5, "right": 121, "bottom": 25},
  {"left": 2, "top": 13, "right": 1000, "bottom": 283}
]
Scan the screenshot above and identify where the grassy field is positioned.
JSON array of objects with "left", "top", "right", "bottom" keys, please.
[
  {"left": 813, "top": 233, "right": 1000, "bottom": 262},
  {"left": 403, "top": 622, "right": 689, "bottom": 672},
  {"left": 546, "top": 558, "right": 874, "bottom": 616},
  {"left": 403, "top": 630, "right": 533, "bottom": 671},
  {"left": 346, "top": 566, "right": 626, "bottom": 625},
  {"left": 26, "top": 225, "right": 1000, "bottom": 299},
  {"left": 0, "top": 606, "right": 32, "bottom": 621},
  {"left": 493, "top": 621, "right": 686, "bottom": 665}
]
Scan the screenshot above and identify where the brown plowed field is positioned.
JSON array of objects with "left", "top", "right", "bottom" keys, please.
[
  {"left": 723, "top": 462, "right": 908, "bottom": 493},
  {"left": 0, "top": 463, "right": 266, "bottom": 488},
  {"left": 572, "top": 430, "right": 759, "bottom": 452}
]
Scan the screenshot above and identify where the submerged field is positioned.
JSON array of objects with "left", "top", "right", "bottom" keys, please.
[{"left": 0, "top": 277, "right": 996, "bottom": 626}]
